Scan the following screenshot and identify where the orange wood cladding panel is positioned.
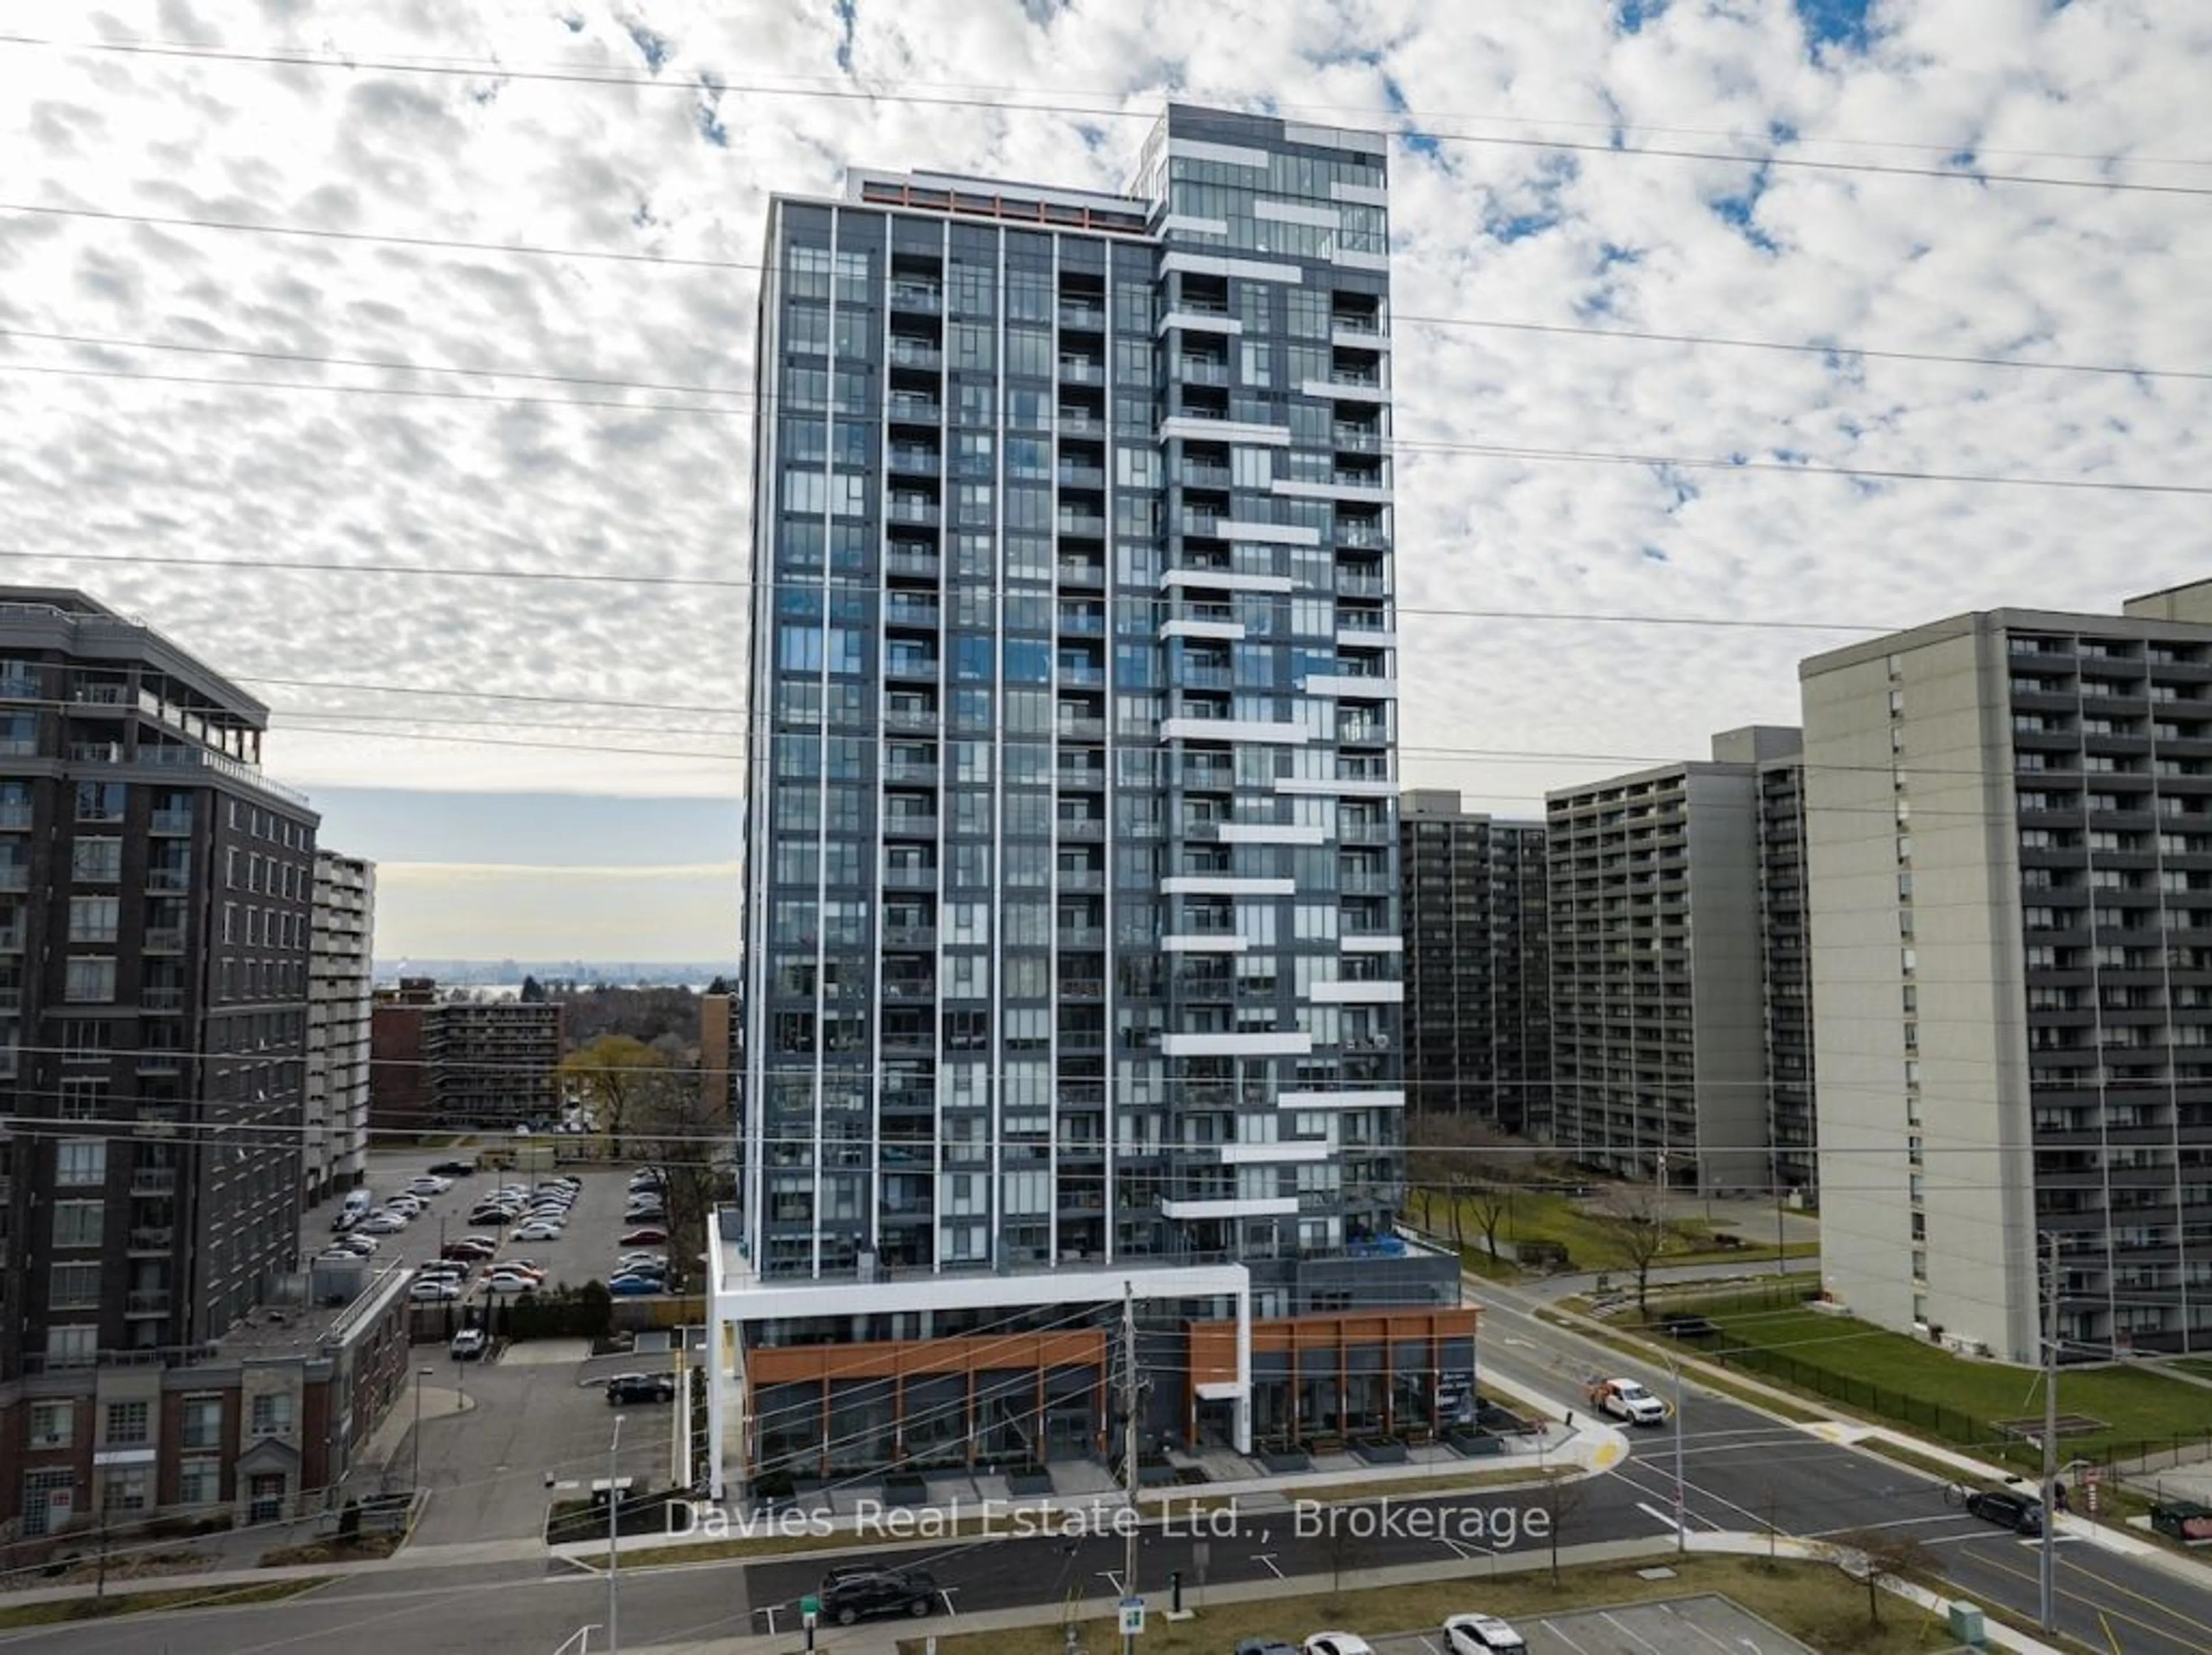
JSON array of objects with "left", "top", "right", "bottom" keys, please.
[
  {"left": 1187, "top": 1307, "right": 1479, "bottom": 1388},
  {"left": 748, "top": 1330, "right": 1109, "bottom": 1384}
]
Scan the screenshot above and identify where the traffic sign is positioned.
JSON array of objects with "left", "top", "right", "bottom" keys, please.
[{"left": 1119, "top": 1597, "right": 1145, "bottom": 1636}]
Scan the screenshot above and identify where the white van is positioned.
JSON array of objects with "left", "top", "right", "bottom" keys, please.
[{"left": 342, "top": 1189, "right": 373, "bottom": 1216}]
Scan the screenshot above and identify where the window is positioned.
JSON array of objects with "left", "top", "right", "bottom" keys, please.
[
  {"left": 250, "top": 1392, "right": 294, "bottom": 1437},
  {"left": 105, "top": 1400, "right": 149, "bottom": 1444},
  {"left": 67, "top": 896, "right": 119, "bottom": 942},
  {"left": 101, "top": 1466, "right": 148, "bottom": 1513},
  {"left": 181, "top": 1397, "right": 222, "bottom": 1451},
  {"left": 74, "top": 781, "right": 124, "bottom": 821},
  {"left": 70, "top": 838, "right": 122, "bottom": 883},
  {"left": 26, "top": 1402, "right": 73, "bottom": 1449},
  {"left": 64, "top": 957, "right": 115, "bottom": 1002},
  {"left": 51, "top": 1200, "right": 101, "bottom": 1247},
  {"left": 179, "top": 1459, "right": 221, "bottom": 1506},
  {"left": 54, "top": 1140, "right": 105, "bottom": 1187},
  {"left": 45, "top": 1324, "right": 95, "bottom": 1365}
]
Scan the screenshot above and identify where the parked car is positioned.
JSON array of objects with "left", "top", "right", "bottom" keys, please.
[
  {"left": 334, "top": 1235, "right": 379, "bottom": 1255},
  {"left": 430, "top": 1160, "right": 476, "bottom": 1178},
  {"left": 1966, "top": 1489, "right": 2044, "bottom": 1534},
  {"left": 410, "top": 1278, "right": 461, "bottom": 1302},
  {"left": 1587, "top": 1377, "right": 1667, "bottom": 1426},
  {"left": 450, "top": 1328, "right": 488, "bottom": 1360},
  {"left": 1443, "top": 1615, "right": 1528, "bottom": 1654},
  {"left": 408, "top": 1176, "right": 452, "bottom": 1195},
  {"left": 484, "top": 1274, "right": 542, "bottom": 1295},
  {"left": 620, "top": 1227, "right": 668, "bottom": 1246},
  {"left": 1304, "top": 1634, "right": 1375, "bottom": 1655},
  {"left": 820, "top": 1567, "right": 940, "bottom": 1625},
  {"left": 442, "top": 1240, "right": 497, "bottom": 1262},
  {"left": 386, "top": 1193, "right": 425, "bottom": 1213},
  {"left": 514, "top": 1222, "right": 566, "bottom": 1243},
  {"left": 607, "top": 1275, "right": 663, "bottom": 1296},
  {"left": 605, "top": 1373, "right": 676, "bottom": 1404},
  {"left": 358, "top": 1215, "right": 407, "bottom": 1236},
  {"left": 617, "top": 1252, "right": 666, "bottom": 1270},
  {"left": 329, "top": 1211, "right": 358, "bottom": 1233},
  {"left": 1233, "top": 1640, "right": 1298, "bottom": 1655}
]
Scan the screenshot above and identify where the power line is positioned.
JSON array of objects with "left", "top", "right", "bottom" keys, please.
[{"left": 7, "top": 32, "right": 2211, "bottom": 198}]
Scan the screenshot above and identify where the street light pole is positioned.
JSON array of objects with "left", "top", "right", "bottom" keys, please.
[
  {"left": 1669, "top": 1354, "right": 1687, "bottom": 1554},
  {"left": 608, "top": 1414, "right": 625, "bottom": 1655},
  {"left": 2039, "top": 1231, "right": 2060, "bottom": 1634}
]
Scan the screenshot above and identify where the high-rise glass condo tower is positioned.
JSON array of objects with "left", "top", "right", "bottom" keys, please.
[{"left": 713, "top": 106, "right": 1470, "bottom": 1494}]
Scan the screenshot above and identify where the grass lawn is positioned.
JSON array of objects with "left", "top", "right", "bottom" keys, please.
[
  {"left": 891, "top": 1555, "right": 1969, "bottom": 1655},
  {"left": 1679, "top": 1301, "right": 2212, "bottom": 1463},
  {"left": 0, "top": 1577, "right": 326, "bottom": 1629},
  {"left": 1410, "top": 1191, "right": 1809, "bottom": 1274}
]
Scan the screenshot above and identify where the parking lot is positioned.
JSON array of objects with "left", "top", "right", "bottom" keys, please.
[
  {"left": 1363, "top": 1597, "right": 1816, "bottom": 1655},
  {"left": 302, "top": 1145, "right": 671, "bottom": 1306}
]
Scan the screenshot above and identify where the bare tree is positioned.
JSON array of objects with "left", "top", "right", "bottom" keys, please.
[
  {"left": 1827, "top": 1527, "right": 1937, "bottom": 1626},
  {"left": 627, "top": 1064, "right": 735, "bottom": 1293},
  {"left": 1408, "top": 1115, "right": 1527, "bottom": 1260},
  {"left": 1596, "top": 1183, "right": 1674, "bottom": 1317},
  {"left": 1321, "top": 1512, "right": 1368, "bottom": 1606},
  {"left": 1539, "top": 1467, "right": 1589, "bottom": 1587}
]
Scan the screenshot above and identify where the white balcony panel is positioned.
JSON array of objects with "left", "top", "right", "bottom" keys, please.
[
  {"left": 1161, "top": 875, "right": 1297, "bottom": 896},
  {"left": 1274, "top": 479, "right": 1394, "bottom": 504},
  {"left": 1277, "top": 1088, "right": 1406, "bottom": 1110},
  {"left": 1334, "top": 249, "right": 1391, "bottom": 272},
  {"left": 1161, "top": 416, "right": 1292, "bottom": 446},
  {"left": 1160, "top": 1031, "right": 1313, "bottom": 1057},
  {"left": 1331, "top": 328, "right": 1393, "bottom": 353},
  {"left": 1218, "top": 520, "right": 1322, "bottom": 546},
  {"left": 1160, "top": 718, "right": 1309, "bottom": 744},
  {"left": 1275, "top": 778, "right": 1396, "bottom": 798},
  {"left": 1301, "top": 378, "right": 1390, "bottom": 404},
  {"left": 1217, "top": 1139, "right": 1335, "bottom": 1164},
  {"left": 1217, "top": 823, "right": 1331, "bottom": 845},
  {"left": 1161, "top": 215, "right": 1230, "bottom": 236},
  {"left": 1330, "top": 181, "right": 1388, "bottom": 205},
  {"left": 1158, "top": 310, "right": 1243, "bottom": 336},
  {"left": 1168, "top": 138, "right": 1271, "bottom": 170},
  {"left": 1304, "top": 675, "right": 1398, "bottom": 699},
  {"left": 1343, "top": 934, "right": 1404, "bottom": 952},
  {"left": 1161, "top": 569, "right": 1294, "bottom": 593},
  {"left": 1255, "top": 198, "right": 1342, "bottom": 229},
  {"left": 1161, "top": 934, "right": 1249, "bottom": 953},
  {"left": 1311, "top": 980, "right": 1404, "bottom": 1004},
  {"left": 1335, "top": 629, "right": 1397, "bottom": 649},
  {"left": 1161, "top": 1196, "right": 1301, "bottom": 1220},
  {"left": 1285, "top": 122, "right": 1387, "bottom": 158},
  {"left": 1160, "top": 619, "right": 1247, "bottom": 641},
  {"left": 1161, "top": 251, "right": 1306, "bottom": 285}
]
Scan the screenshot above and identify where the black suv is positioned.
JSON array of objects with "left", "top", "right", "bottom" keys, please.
[
  {"left": 1966, "top": 1489, "right": 2044, "bottom": 1534},
  {"left": 820, "top": 1567, "right": 940, "bottom": 1624},
  {"left": 604, "top": 1373, "right": 676, "bottom": 1405}
]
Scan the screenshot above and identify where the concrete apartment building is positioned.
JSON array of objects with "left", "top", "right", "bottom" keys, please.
[
  {"left": 1758, "top": 758, "right": 1817, "bottom": 1193},
  {"left": 1545, "top": 728, "right": 1802, "bottom": 1193},
  {"left": 1805, "top": 580, "right": 2212, "bottom": 1362},
  {"left": 0, "top": 590, "right": 317, "bottom": 1385},
  {"left": 1399, "top": 791, "right": 1548, "bottom": 1134},
  {"left": 707, "top": 104, "right": 1475, "bottom": 1498},
  {"left": 305, "top": 850, "right": 375, "bottom": 1202},
  {"left": 368, "top": 979, "right": 562, "bottom": 1132}
]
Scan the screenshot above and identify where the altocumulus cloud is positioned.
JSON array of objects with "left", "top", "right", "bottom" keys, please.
[{"left": 0, "top": 0, "right": 2206, "bottom": 834}]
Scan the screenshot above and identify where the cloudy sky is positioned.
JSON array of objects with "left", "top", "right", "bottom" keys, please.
[{"left": 4, "top": 0, "right": 2209, "bottom": 960}]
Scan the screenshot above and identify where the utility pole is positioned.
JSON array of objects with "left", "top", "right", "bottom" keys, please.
[
  {"left": 2039, "top": 1232, "right": 2059, "bottom": 1635},
  {"left": 1670, "top": 1354, "right": 1687, "bottom": 1553},
  {"left": 608, "top": 1414, "right": 625, "bottom": 1655},
  {"left": 1121, "top": 1282, "right": 1140, "bottom": 1655}
]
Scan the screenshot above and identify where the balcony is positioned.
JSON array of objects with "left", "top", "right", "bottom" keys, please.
[
  {"left": 1057, "top": 817, "right": 1105, "bottom": 839},
  {"left": 889, "top": 283, "right": 942, "bottom": 314},
  {"left": 888, "top": 445, "right": 941, "bottom": 475},
  {"left": 1332, "top": 425, "right": 1385, "bottom": 452},
  {"left": 1059, "top": 301, "right": 1107, "bottom": 331},
  {"left": 146, "top": 867, "right": 191, "bottom": 892},
  {"left": 1057, "top": 559, "right": 1106, "bottom": 589},
  {"left": 882, "top": 862, "right": 939, "bottom": 891},
  {"left": 140, "top": 986, "right": 185, "bottom": 1011},
  {"left": 888, "top": 497, "right": 940, "bottom": 527},
  {"left": 885, "top": 653, "right": 940, "bottom": 682},
  {"left": 1057, "top": 464, "right": 1106, "bottom": 490},
  {"left": 1056, "top": 717, "right": 1107, "bottom": 741},
  {"left": 1056, "top": 409, "right": 1106, "bottom": 437},
  {"left": 882, "top": 925, "right": 936, "bottom": 949},
  {"left": 1058, "top": 358, "right": 1105, "bottom": 385},
  {"left": 888, "top": 341, "right": 942, "bottom": 372},
  {"left": 885, "top": 550, "right": 941, "bottom": 581},
  {"left": 0, "top": 805, "right": 26, "bottom": 830},
  {"left": 128, "top": 1226, "right": 174, "bottom": 1253},
  {"left": 1181, "top": 463, "right": 1232, "bottom": 488},
  {"left": 883, "top": 978, "right": 936, "bottom": 1002},
  {"left": 148, "top": 806, "right": 193, "bottom": 834},
  {"left": 1338, "top": 573, "right": 1387, "bottom": 597},
  {"left": 143, "top": 926, "right": 185, "bottom": 952},
  {"left": 888, "top": 396, "right": 943, "bottom": 425},
  {"left": 884, "top": 815, "right": 940, "bottom": 839},
  {"left": 1338, "top": 522, "right": 1388, "bottom": 550},
  {"left": 132, "top": 1168, "right": 179, "bottom": 1194},
  {"left": 125, "top": 1290, "right": 172, "bottom": 1317},
  {"left": 885, "top": 600, "right": 941, "bottom": 630},
  {"left": 1182, "top": 513, "right": 1226, "bottom": 539},
  {"left": 1178, "top": 358, "right": 1229, "bottom": 386},
  {"left": 1057, "top": 510, "right": 1108, "bottom": 538}
]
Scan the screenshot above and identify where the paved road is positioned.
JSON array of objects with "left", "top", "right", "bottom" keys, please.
[{"left": 20, "top": 1264, "right": 2212, "bottom": 1654}]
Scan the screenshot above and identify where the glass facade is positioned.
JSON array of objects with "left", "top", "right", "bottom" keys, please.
[{"left": 741, "top": 105, "right": 1406, "bottom": 1282}]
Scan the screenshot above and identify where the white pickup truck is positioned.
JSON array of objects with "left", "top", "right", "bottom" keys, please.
[{"left": 1588, "top": 1377, "right": 1667, "bottom": 1426}]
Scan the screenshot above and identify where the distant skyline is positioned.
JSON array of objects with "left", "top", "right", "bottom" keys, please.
[{"left": 9, "top": 2, "right": 2210, "bottom": 959}]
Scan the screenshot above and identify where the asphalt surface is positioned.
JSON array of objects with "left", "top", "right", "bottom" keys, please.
[{"left": 15, "top": 1262, "right": 2212, "bottom": 1655}]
